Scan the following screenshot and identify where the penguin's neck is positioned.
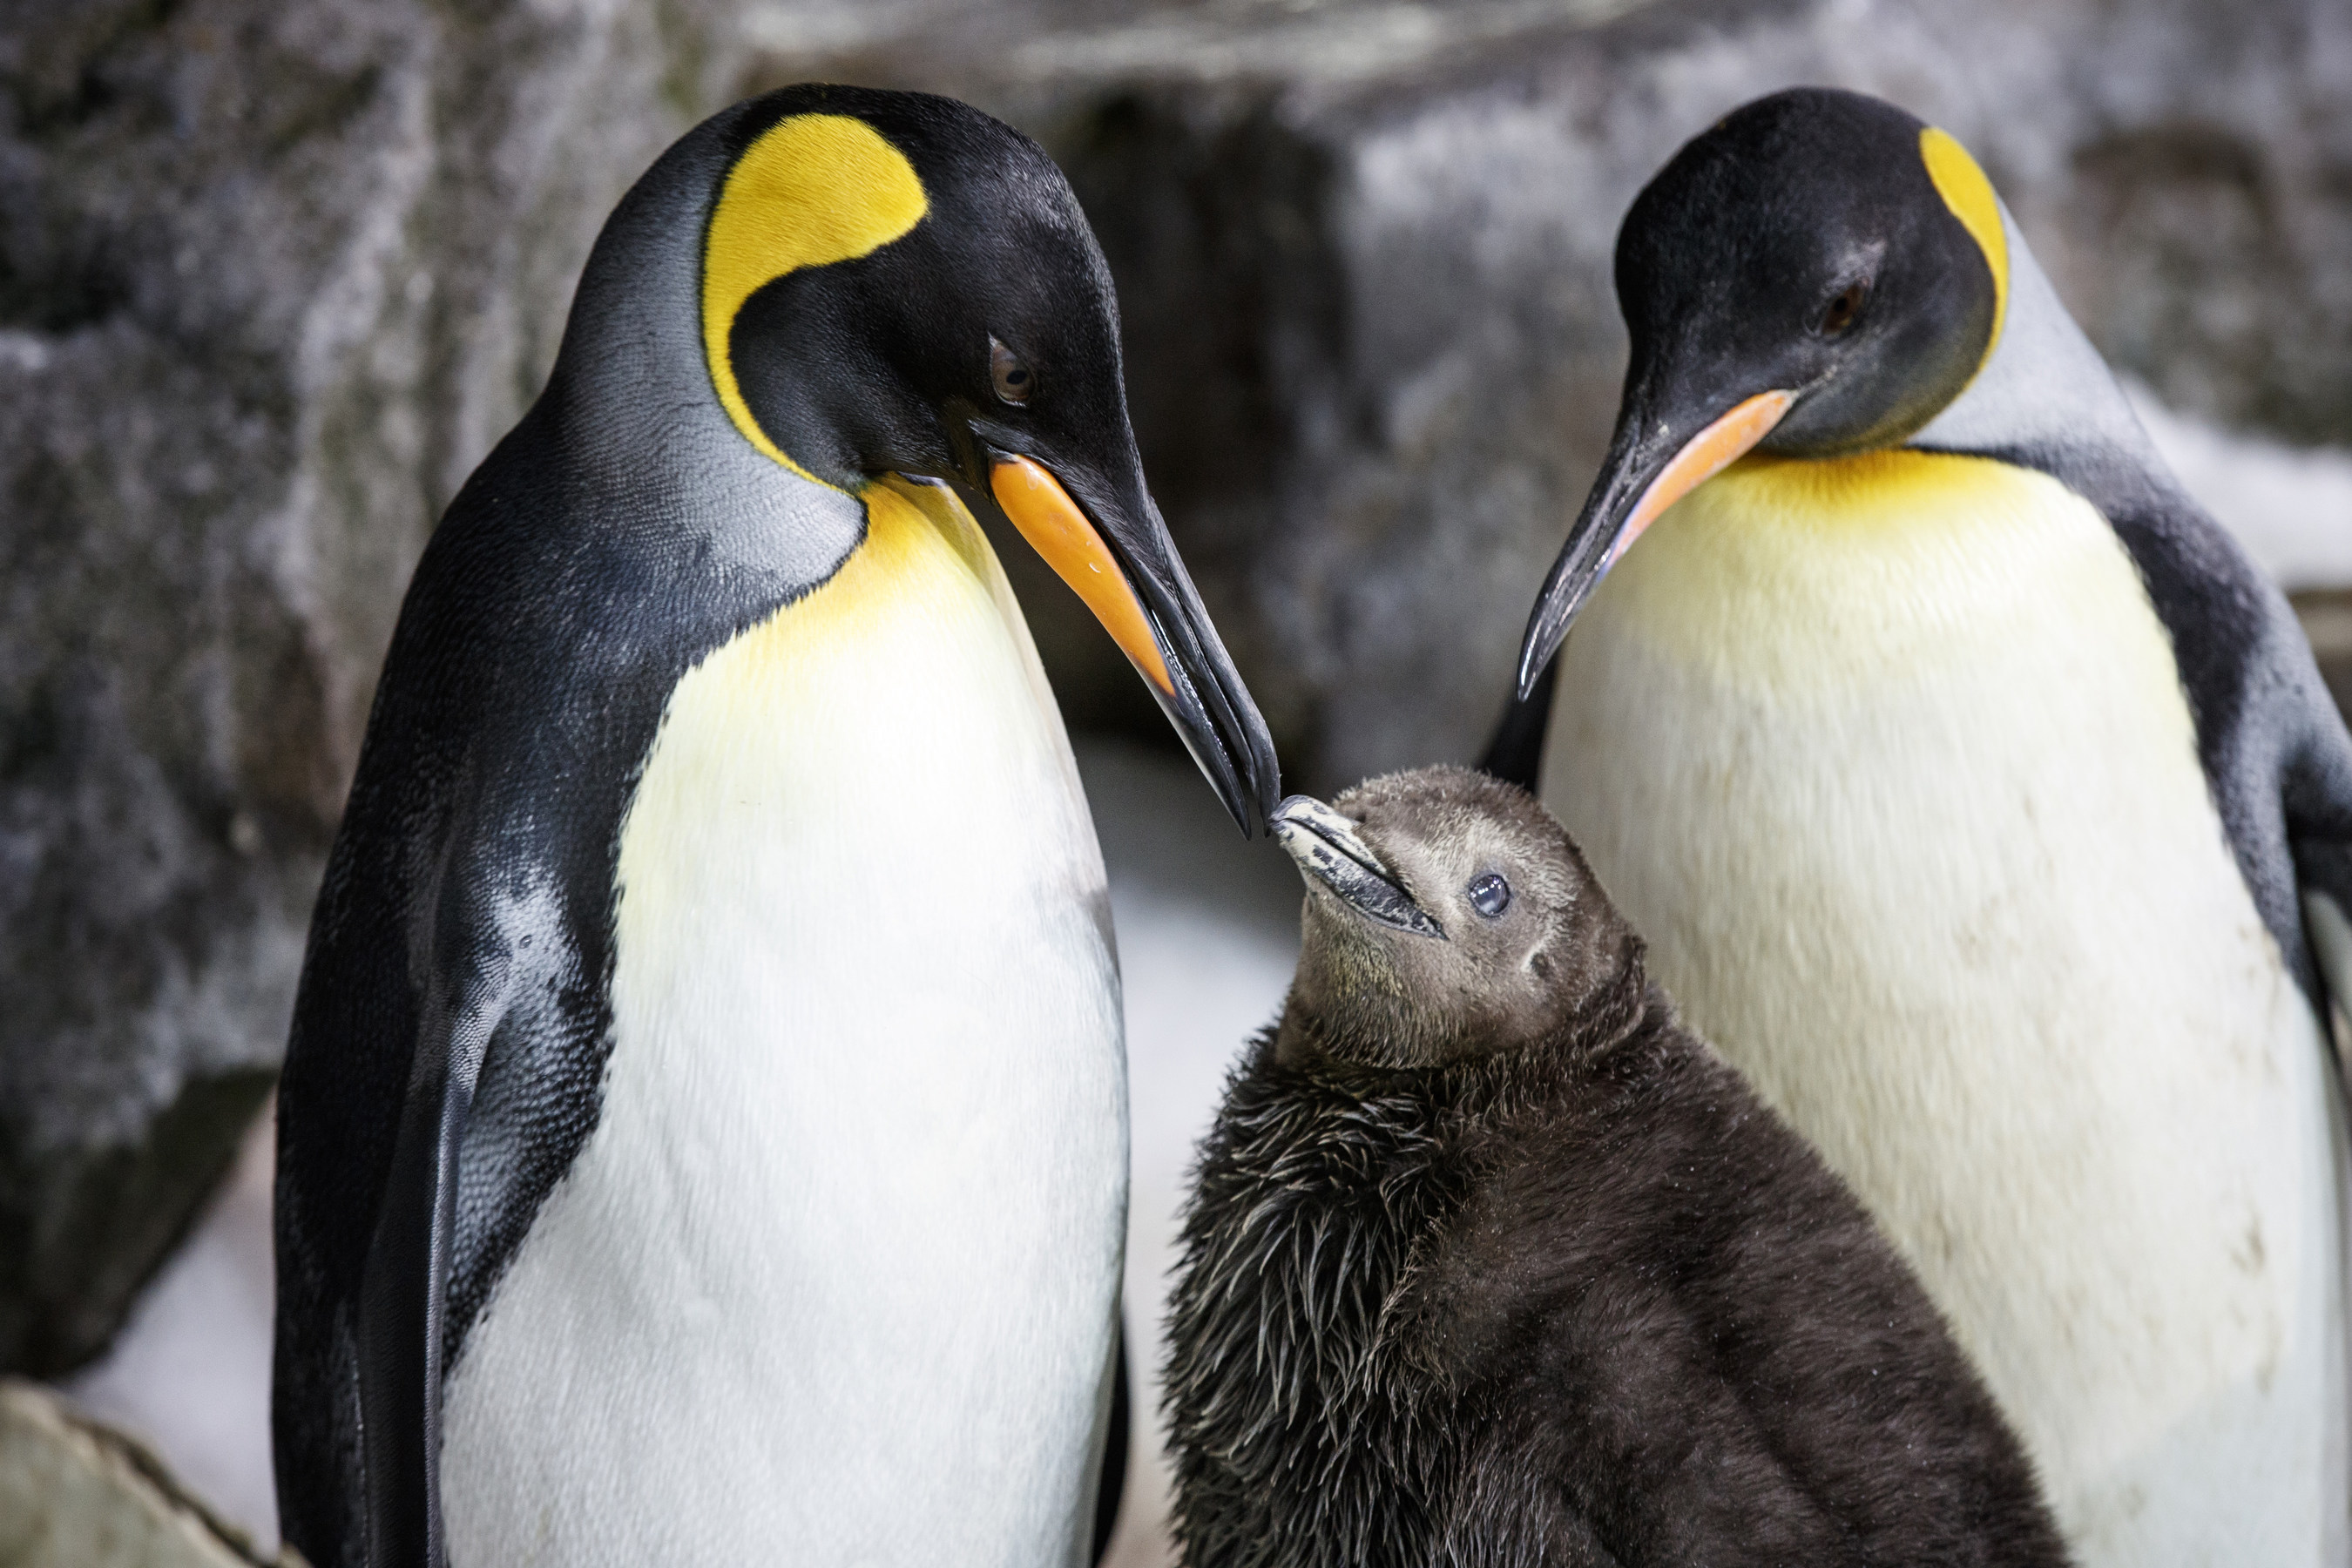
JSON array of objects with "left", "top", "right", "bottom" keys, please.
[
  {"left": 1539, "top": 449, "right": 2342, "bottom": 1564},
  {"left": 1554, "top": 447, "right": 2192, "bottom": 693},
  {"left": 1912, "top": 206, "right": 2163, "bottom": 495}
]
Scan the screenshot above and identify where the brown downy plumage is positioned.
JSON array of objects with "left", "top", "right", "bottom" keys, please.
[{"left": 1165, "top": 766, "right": 2070, "bottom": 1568}]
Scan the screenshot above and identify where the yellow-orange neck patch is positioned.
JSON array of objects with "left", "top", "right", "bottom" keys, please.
[
  {"left": 701, "top": 113, "right": 929, "bottom": 483},
  {"left": 1919, "top": 126, "right": 2010, "bottom": 376}
]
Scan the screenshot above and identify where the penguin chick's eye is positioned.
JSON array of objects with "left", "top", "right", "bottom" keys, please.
[
  {"left": 1468, "top": 873, "right": 1511, "bottom": 919},
  {"left": 1815, "top": 279, "right": 1869, "bottom": 336},
  {"left": 990, "top": 336, "right": 1035, "bottom": 405}
]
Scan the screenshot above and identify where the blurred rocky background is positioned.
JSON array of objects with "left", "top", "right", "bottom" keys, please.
[
  {"left": 1, "top": 1380, "right": 294, "bottom": 1567},
  {"left": 2, "top": 0, "right": 2347, "bottom": 1558}
]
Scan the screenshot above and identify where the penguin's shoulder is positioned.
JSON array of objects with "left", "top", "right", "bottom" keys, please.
[
  {"left": 316, "top": 412, "right": 866, "bottom": 1284},
  {"left": 1962, "top": 436, "right": 2352, "bottom": 1006}
]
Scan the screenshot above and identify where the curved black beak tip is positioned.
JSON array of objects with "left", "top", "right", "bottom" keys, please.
[
  {"left": 1269, "top": 794, "right": 1445, "bottom": 939},
  {"left": 1151, "top": 643, "right": 1279, "bottom": 842},
  {"left": 1515, "top": 384, "right": 1795, "bottom": 703},
  {"left": 981, "top": 446, "right": 1281, "bottom": 841},
  {"left": 1120, "top": 537, "right": 1281, "bottom": 843},
  {"left": 1514, "top": 490, "right": 1623, "bottom": 702},
  {"left": 1515, "top": 589, "right": 1572, "bottom": 702}
]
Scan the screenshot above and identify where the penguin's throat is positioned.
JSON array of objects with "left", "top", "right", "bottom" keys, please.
[
  {"left": 1593, "top": 448, "right": 2134, "bottom": 688},
  {"left": 1700, "top": 448, "right": 2032, "bottom": 537}
]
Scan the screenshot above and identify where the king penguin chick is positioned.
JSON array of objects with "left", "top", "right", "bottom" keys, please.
[
  {"left": 1486, "top": 88, "right": 2352, "bottom": 1567},
  {"left": 1165, "top": 767, "right": 2072, "bottom": 1568},
  {"left": 271, "top": 85, "right": 1279, "bottom": 1568}
]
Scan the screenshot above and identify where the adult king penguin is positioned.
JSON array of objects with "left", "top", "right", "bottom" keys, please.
[
  {"left": 272, "top": 85, "right": 1279, "bottom": 1568},
  {"left": 1490, "top": 87, "right": 2352, "bottom": 1567}
]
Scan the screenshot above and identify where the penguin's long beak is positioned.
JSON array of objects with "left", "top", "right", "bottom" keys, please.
[
  {"left": 1515, "top": 387, "right": 1792, "bottom": 697},
  {"left": 1271, "top": 794, "right": 1444, "bottom": 940},
  {"left": 987, "top": 453, "right": 1281, "bottom": 840}
]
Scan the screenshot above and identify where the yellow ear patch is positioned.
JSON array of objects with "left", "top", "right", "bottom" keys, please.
[
  {"left": 701, "top": 114, "right": 929, "bottom": 480},
  {"left": 1919, "top": 127, "right": 2010, "bottom": 368}
]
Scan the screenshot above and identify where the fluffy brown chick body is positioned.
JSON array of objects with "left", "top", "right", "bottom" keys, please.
[{"left": 1165, "top": 766, "right": 2069, "bottom": 1568}]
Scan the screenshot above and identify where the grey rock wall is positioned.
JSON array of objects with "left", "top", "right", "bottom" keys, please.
[
  {"left": 0, "top": 0, "right": 741, "bottom": 1373},
  {"left": 3, "top": 0, "right": 2348, "bottom": 1377}
]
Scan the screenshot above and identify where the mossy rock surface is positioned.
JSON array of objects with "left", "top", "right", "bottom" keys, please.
[{"left": 0, "top": 1381, "right": 300, "bottom": 1568}]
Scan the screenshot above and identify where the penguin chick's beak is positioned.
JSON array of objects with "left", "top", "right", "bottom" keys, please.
[
  {"left": 1271, "top": 794, "right": 1445, "bottom": 940},
  {"left": 1515, "top": 388, "right": 1792, "bottom": 697},
  {"left": 990, "top": 455, "right": 1281, "bottom": 839}
]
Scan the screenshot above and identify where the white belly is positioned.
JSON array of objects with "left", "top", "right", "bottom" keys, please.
[
  {"left": 1542, "top": 451, "right": 2348, "bottom": 1567},
  {"left": 442, "top": 481, "right": 1126, "bottom": 1567}
]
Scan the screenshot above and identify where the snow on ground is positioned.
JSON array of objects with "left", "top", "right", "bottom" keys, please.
[{"left": 40, "top": 389, "right": 2349, "bottom": 1562}]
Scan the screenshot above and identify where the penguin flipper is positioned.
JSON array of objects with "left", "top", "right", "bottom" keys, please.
[{"left": 355, "top": 971, "right": 511, "bottom": 1568}]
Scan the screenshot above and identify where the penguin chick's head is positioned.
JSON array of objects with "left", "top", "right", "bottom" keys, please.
[
  {"left": 705, "top": 87, "right": 1279, "bottom": 835},
  {"left": 1516, "top": 87, "right": 2010, "bottom": 693},
  {"left": 1270, "top": 767, "right": 1642, "bottom": 1069}
]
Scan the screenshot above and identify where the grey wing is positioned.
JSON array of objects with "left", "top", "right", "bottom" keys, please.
[
  {"left": 273, "top": 834, "right": 517, "bottom": 1568},
  {"left": 2313, "top": 892, "right": 2352, "bottom": 1068},
  {"left": 2104, "top": 484, "right": 2352, "bottom": 1019},
  {"left": 355, "top": 965, "right": 511, "bottom": 1568}
]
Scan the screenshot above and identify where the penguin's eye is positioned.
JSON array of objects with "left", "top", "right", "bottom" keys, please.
[
  {"left": 1468, "top": 873, "right": 1511, "bottom": 919},
  {"left": 990, "top": 336, "right": 1036, "bottom": 405},
  {"left": 1815, "top": 279, "right": 1869, "bottom": 336}
]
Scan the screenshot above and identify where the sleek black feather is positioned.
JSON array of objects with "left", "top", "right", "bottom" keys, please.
[{"left": 1168, "top": 768, "right": 2072, "bottom": 1567}]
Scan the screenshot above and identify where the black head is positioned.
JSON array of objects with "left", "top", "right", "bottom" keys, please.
[
  {"left": 717, "top": 89, "right": 1122, "bottom": 495},
  {"left": 1517, "top": 88, "right": 2011, "bottom": 692},
  {"left": 706, "top": 85, "right": 1280, "bottom": 835},
  {"left": 1270, "top": 767, "right": 1641, "bottom": 1069}
]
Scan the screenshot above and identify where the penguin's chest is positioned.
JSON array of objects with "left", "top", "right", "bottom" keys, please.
[
  {"left": 441, "top": 483, "right": 1125, "bottom": 1568},
  {"left": 1542, "top": 451, "right": 2343, "bottom": 1566}
]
